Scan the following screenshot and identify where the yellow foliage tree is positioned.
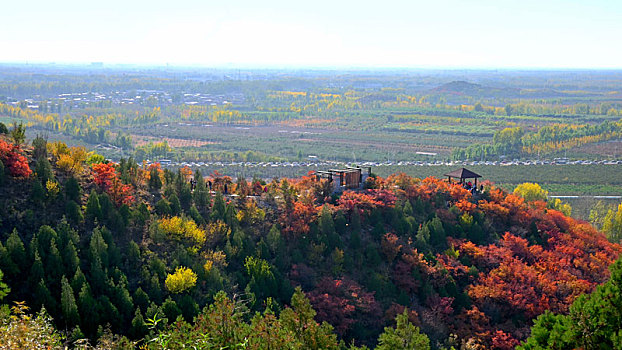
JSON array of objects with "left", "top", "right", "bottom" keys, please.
[
  {"left": 55, "top": 146, "right": 88, "bottom": 174},
  {"left": 165, "top": 267, "right": 197, "bottom": 294},
  {"left": 48, "top": 141, "right": 69, "bottom": 159},
  {"left": 548, "top": 198, "right": 572, "bottom": 217},
  {"left": 45, "top": 180, "right": 60, "bottom": 198},
  {"left": 158, "top": 216, "right": 206, "bottom": 246},
  {"left": 513, "top": 183, "right": 548, "bottom": 202}
]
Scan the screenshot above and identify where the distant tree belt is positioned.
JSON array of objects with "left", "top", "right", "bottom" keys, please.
[{"left": 382, "top": 126, "right": 494, "bottom": 137}]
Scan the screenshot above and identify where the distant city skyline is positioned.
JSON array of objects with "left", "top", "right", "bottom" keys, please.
[{"left": 1, "top": 0, "right": 621, "bottom": 69}]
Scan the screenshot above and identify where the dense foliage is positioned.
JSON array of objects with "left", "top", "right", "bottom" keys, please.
[
  {"left": 0, "top": 135, "right": 620, "bottom": 348},
  {"left": 519, "top": 258, "right": 622, "bottom": 349}
]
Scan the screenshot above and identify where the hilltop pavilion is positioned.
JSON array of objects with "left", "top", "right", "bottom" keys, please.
[{"left": 444, "top": 167, "right": 481, "bottom": 187}]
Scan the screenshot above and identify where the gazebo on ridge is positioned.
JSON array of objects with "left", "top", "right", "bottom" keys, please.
[{"left": 444, "top": 167, "right": 481, "bottom": 187}]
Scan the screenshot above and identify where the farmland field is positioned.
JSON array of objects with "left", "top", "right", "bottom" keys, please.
[{"left": 2, "top": 66, "right": 622, "bottom": 218}]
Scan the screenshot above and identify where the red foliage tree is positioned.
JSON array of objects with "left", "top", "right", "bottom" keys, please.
[
  {"left": 92, "top": 162, "right": 134, "bottom": 206},
  {"left": 0, "top": 139, "right": 31, "bottom": 178},
  {"left": 306, "top": 277, "right": 381, "bottom": 337},
  {"left": 280, "top": 201, "right": 317, "bottom": 238},
  {"left": 383, "top": 303, "right": 420, "bottom": 326},
  {"left": 336, "top": 189, "right": 396, "bottom": 216},
  {"left": 491, "top": 330, "right": 520, "bottom": 350}
]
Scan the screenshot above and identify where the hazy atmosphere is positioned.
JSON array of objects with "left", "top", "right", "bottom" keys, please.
[
  {"left": 2, "top": 1, "right": 622, "bottom": 349},
  {"left": 2, "top": 0, "right": 621, "bottom": 68}
]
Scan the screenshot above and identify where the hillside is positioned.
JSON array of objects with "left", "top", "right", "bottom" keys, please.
[{"left": 0, "top": 132, "right": 621, "bottom": 349}]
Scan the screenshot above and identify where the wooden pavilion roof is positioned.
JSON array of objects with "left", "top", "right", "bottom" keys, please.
[{"left": 444, "top": 167, "right": 481, "bottom": 179}]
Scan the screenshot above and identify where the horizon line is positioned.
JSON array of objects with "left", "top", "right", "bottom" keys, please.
[{"left": 2, "top": 61, "right": 622, "bottom": 72}]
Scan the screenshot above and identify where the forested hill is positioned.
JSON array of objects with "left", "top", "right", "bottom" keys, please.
[{"left": 0, "top": 129, "right": 621, "bottom": 349}]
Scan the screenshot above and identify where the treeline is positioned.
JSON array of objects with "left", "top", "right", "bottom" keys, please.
[
  {"left": 132, "top": 141, "right": 279, "bottom": 163},
  {"left": 452, "top": 119, "right": 622, "bottom": 160},
  {"left": 590, "top": 201, "right": 622, "bottom": 243}
]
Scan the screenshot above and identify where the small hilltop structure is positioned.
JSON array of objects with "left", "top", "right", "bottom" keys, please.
[
  {"left": 315, "top": 165, "right": 371, "bottom": 192},
  {"left": 444, "top": 167, "right": 482, "bottom": 191}
]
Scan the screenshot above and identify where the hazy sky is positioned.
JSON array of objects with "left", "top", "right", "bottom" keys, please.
[{"left": 1, "top": 0, "right": 620, "bottom": 68}]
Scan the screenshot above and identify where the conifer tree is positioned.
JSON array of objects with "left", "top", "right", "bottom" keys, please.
[
  {"left": 169, "top": 194, "right": 181, "bottom": 216},
  {"left": 133, "top": 202, "right": 150, "bottom": 227},
  {"left": 162, "top": 297, "right": 182, "bottom": 322},
  {"left": 0, "top": 242, "right": 18, "bottom": 279},
  {"left": 155, "top": 198, "right": 171, "bottom": 216},
  {"left": 90, "top": 228, "right": 109, "bottom": 268},
  {"left": 193, "top": 170, "right": 210, "bottom": 215},
  {"left": 34, "top": 157, "right": 53, "bottom": 184},
  {"left": 0, "top": 270, "right": 9, "bottom": 301},
  {"left": 97, "top": 295, "right": 121, "bottom": 332},
  {"left": 32, "top": 225, "right": 58, "bottom": 261},
  {"left": 34, "top": 279, "right": 56, "bottom": 315},
  {"left": 189, "top": 205, "right": 204, "bottom": 225},
  {"left": 31, "top": 180, "right": 46, "bottom": 203},
  {"left": 89, "top": 256, "right": 107, "bottom": 293},
  {"left": 280, "top": 286, "right": 339, "bottom": 349},
  {"left": 334, "top": 211, "right": 347, "bottom": 235},
  {"left": 6, "top": 229, "right": 27, "bottom": 269},
  {"left": 61, "top": 275, "right": 80, "bottom": 327},
  {"left": 224, "top": 202, "right": 239, "bottom": 228},
  {"left": 62, "top": 240, "right": 79, "bottom": 278},
  {"left": 376, "top": 309, "right": 430, "bottom": 350},
  {"left": 57, "top": 219, "right": 79, "bottom": 249},
  {"left": 133, "top": 287, "right": 150, "bottom": 313},
  {"left": 149, "top": 167, "right": 162, "bottom": 191},
  {"left": 267, "top": 224, "right": 282, "bottom": 254},
  {"left": 178, "top": 294, "right": 200, "bottom": 322},
  {"left": 85, "top": 190, "right": 102, "bottom": 223},
  {"left": 78, "top": 282, "right": 99, "bottom": 338},
  {"left": 319, "top": 206, "right": 336, "bottom": 237},
  {"left": 71, "top": 266, "right": 87, "bottom": 294},
  {"left": 109, "top": 274, "right": 134, "bottom": 321},
  {"left": 65, "top": 201, "right": 84, "bottom": 225},
  {"left": 45, "top": 240, "right": 64, "bottom": 287},
  {"left": 64, "top": 176, "right": 81, "bottom": 202},
  {"left": 129, "top": 308, "right": 147, "bottom": 339},
  {"left": 126, "top": 241, "right": 141, "bottom": 269},
  {"left": 211, "top": 192, "right": 226, "bottom": 221},
  {"left": 148, "top": 274, "right": 163, "bottom": 303},
  {"left": 179, "top": 184, "right": 192, "bottom": 212},
  {"left": 29, "top": 251, "right": 44, "bottom": 289}
]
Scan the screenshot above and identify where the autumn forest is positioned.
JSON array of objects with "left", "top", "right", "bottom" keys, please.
[{"left": 1, "top": 66, "right": 622, "bottom": 349}]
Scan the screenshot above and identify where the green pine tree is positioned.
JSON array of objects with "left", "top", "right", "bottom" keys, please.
[
  {"left": 0, "top": 269, "right": 10, "bottom": 300},
  {"left": 85, "top": 190, "right": 102, "bottom": 223},
  {"left": 64, "top": 176, "right": 81, "bottom": 202},
  {"left": 6, "top": 229, "right": 27, "bottom": 269},
  {"left": 61, "top": 275, "right": 80, "bottom": 327},
  {"left": 211, "top": 192, "right": 226, "bottom": 221},
  {"left": 129, "top": 308, "right": 147, "bottom": 339},
  {"left": 34, "top": 278, "right": 55, "bottom": 315},
  {"left": 78, "top": 282, "right": 99, "bottom": 338},
  {"left": 376, "top": 310, "right": 430, "bottom": 350}
]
